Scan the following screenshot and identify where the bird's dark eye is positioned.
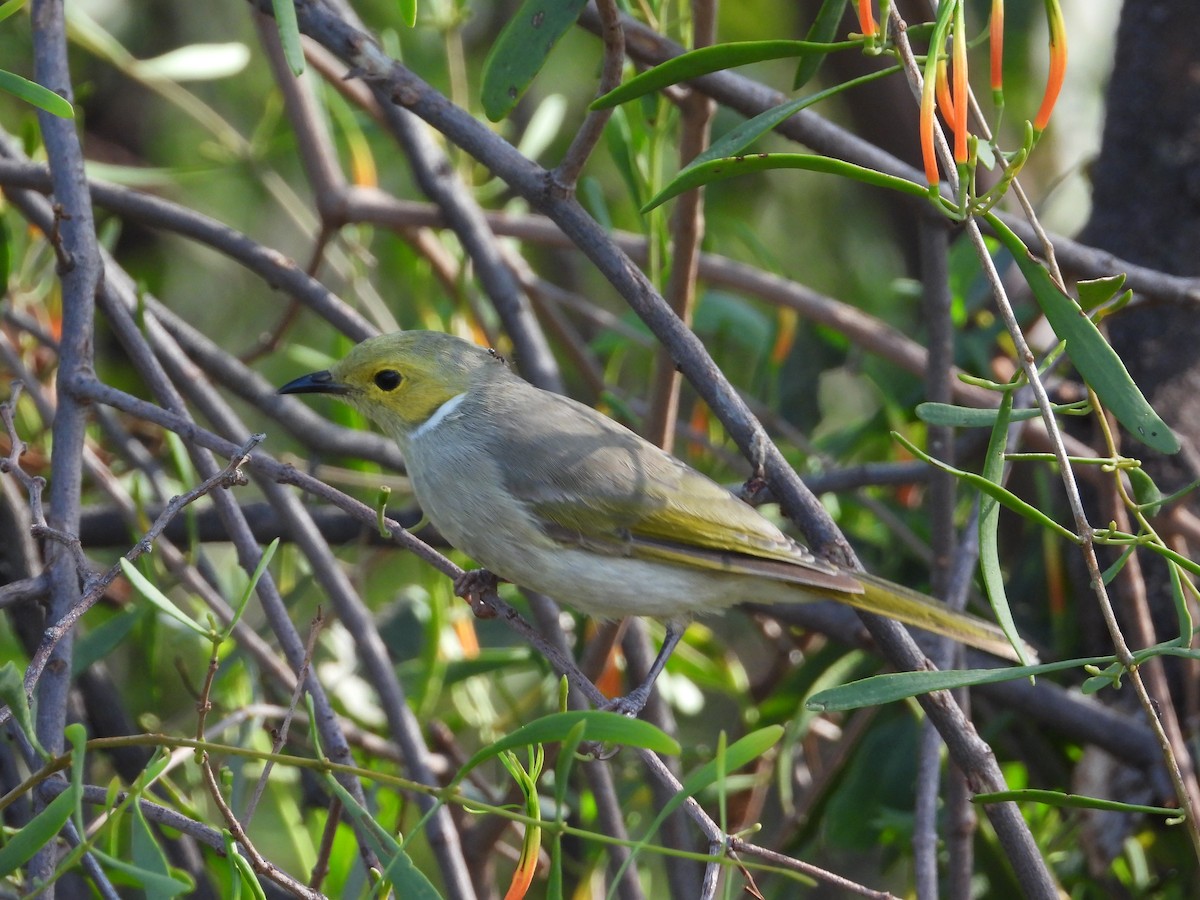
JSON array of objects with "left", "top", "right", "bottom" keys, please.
[{"left": 374, "top": 370, "right": 402, "bottom": 391}]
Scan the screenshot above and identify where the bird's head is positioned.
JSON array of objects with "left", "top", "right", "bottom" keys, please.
[{"left": 278, "top": 331, "right": 501, "bottom": 443}]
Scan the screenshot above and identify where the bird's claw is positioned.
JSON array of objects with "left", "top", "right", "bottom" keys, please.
[
  {"left": 600, "top": 687, "right": 651, "bottom": 719},
  {"left": 453, "top": 568, "right": 500, "bottom": 618}
]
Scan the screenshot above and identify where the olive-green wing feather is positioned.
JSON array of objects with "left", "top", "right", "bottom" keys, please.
[{"left": 487, "top": 383, "right": 858, "bottom": 590}]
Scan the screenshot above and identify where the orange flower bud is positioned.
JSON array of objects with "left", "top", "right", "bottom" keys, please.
[{"left": 1034, "top": 0, "right": 1067, "bottom": 133}]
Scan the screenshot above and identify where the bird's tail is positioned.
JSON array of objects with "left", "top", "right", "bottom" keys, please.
[{"left": 838, "top": 573, "right": 1036, "bottom": 664}]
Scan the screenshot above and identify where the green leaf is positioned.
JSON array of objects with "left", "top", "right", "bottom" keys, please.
[
  {"left": 916, "top": 399, "right": 1090, "bottom": 427},
  {"left": 806, "top": 656, "right": 1115, "bottom": 711},
  {"left": 93, "top": 846, "right": 194, "bottom": 897},
  {"left": 0, "top": 783, "right": 78, "bottom": 877},
  {"left": 592, "top": 40, "right": 858, "bottom": 111},
  {"left": 225, "top": 538, "right": 278, "bottom": 638},
  {"left": 1076, "top": 273, "right": 1126, "bottom": 311},
  {"left": 1128, "top": 467, "right": 1163, "bottom": 516},
  {"left": 986, "top": 213, "right": 1179, "bottom": 454},
  {"left": 271, "top": 0, "right": 304, "bottom": 76},
  {"left": 119, "top": 557, "right": 211, "bottom": 638},
  {"left": 455, "top": 711, "right": 678, "bottom": 784},
  {"left": 688, "top": 65, "right": 899, "bottom": 174},
  {"left": 0, "top": 70, "right": 74, "bottom": 119},
  {"left": 973, "top": 789, "right": 1181, "bottom": 817},
  {"left": 397, "top": 0, "right": 417, "bottom": 28},
  {"left": 325, "top": 777, "right": 443, "bottom": 899},
  {"left": 794, "top": 0, "right": 849, "bottom": 88},
  {"left": 0, "top": 662, "right": 42, "bottom": 758},
  {"left": 979, "top": 392, "right": 1034, "bottom": 663},
  {"left": 643, "top": 152, "right": 927, "bottom": 213},
  {"left": 480, "top": 0, "right": 589, "bottom": 121},
  {"left": 73, "top": 607, "right": 144, "bottom": 677},
  {"left": 0, "top": 0, "right": 28, "bottom": 27}
]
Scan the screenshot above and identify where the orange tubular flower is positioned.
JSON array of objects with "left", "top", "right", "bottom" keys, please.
[
  {"left": 856, "top": 0, "right": 877, "bottom": 38},
  {"left": 990, "top": 0, "right": 1005, "bottom": 100},
  {"left": 920, "top": 54, "right": 940, "bottom": 185},
  {"left": 935, "top": 57, "right": 956, "bottom": 125},
  {"left": 1034, "top": 0, "right": 1067, "bottom": 133},
  {"left": 952, "top": 3, "right": 969, "bottom": 163}
]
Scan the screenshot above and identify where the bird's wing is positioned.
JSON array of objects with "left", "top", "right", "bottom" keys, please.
[{"left": 489, "top": 385, "right": 863, "bottom": 594}]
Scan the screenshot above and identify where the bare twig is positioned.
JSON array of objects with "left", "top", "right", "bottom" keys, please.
[{"left": 16, "top": 435, "right": 261, "bottom": 708}]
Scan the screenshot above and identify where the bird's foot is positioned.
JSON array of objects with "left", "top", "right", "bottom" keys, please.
[
  {"left": 453, "top": 568, "right": 501, "bottom": 619},
  {"left": 600, "top": 685, "right": 651, "bottom": 719}
]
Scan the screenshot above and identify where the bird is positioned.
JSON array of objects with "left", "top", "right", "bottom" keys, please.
[{"left": 279, "top": 331, "right": 1025, "bottom": 715}]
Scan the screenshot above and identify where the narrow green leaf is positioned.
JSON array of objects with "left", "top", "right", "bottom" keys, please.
[
  {"left": 225, "top": 538, "right": 278, "bottom": 638},
  {"left": 119, "top": 557, "right": 211, "bottom": 638},
  {"left": 973, "top": 789, "right": 1180, "bottom": 816},
  {"left": 916, "top": 400, "right": 1089, "bottom": 427},
  {"left": 480, "top": 0, "right": 589, "bottom": 121},
  {"left": 1076, "top": 273, "right": 1126, "bottom": 311},
  {"left": 592, "top": 39, "right": 858, "bottom": 111},
  {"left": 893, "top": 432, "right": 1081, "bottom": 543},
  {"left": 73, "top": 607, "right": 144, "bottom": 677},
  {"left": 794, "top": 0, "right": 849, "bottom": 88},
  {"left": 0, "top": 70, "right": 74, "bottom": 119},
  {"left": 93, "top": 846, "right": 194, "bottom": 896},
  {"left": 1168, "top": 563, "right": 1194, "bottom": 646},
  {"left": 1100, "top": 545, "right": 1135, "bottom": 585},
  {"left": 979, "top": 392, "right": 1033, "bottom": 663},
  {"left": 397, "top": 0, "right": 417, "bottom": 28},
  {"left": 0, "top": 662, "right": 42, "bottom": 757},
  {"left": 0, "top": 783, "right": 78, "bottom": 877},
  {"left": 130, "top": 800, "right": 176, "bottom": 890},
  {"left": 224, "top": 832, "right": 266, "bottom": 900},
  {"left": 806, "top": 656, "right": 1115, "bottom": 711},
  {"left": 1128, "top": 467, "right": 1163, "bottom": 516},
  {"left": 644, "top": 152, "right": 928, "bottom": 212},
  {"left": 688, "top": 66, "right": 899, "bottom": 174},
  {"left": 326, "top": 777, "right": 443, "bottom": 899},
  {"left": 986, "top": 213, "right": 1179, "bottom": 454},
  {"left": 0, "top": 0, "right": 28, "bottom": 26},
  {"left": 271, "top": 0, "right": 304, "bottom": 76},
  {"left": 456, "top": 711, "right": 678, "bottom": 784}
]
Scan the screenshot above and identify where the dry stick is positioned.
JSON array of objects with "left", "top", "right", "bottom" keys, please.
[
  {"left": 890, "top": 7, "right": 1200, "bottom": 863},
  {"left": 645, "top": 0, "right": 715, "bottom": 455},
  {"left": 242, "top": 611, "right": 325, "bottom": 828},
  {"left": 253, "top": 13, "right": 467, "bottom": 333},
  {"left": 28, "top": 6, "right": 101, "bottom": 891},
  {"left": 257, "top": 4, "right": 1056, "bottom": 894},
  {"left": 914, "top": 218, "right": 956, "bottom": 900},
  {"left": 553, "top": 0, "right": 624, "bottom": 188},
  {"left": 199, "top": 761, "right": 327, "bottom": 900},
  {"left": 728, "top": 838, "right": 897, "bottom": 900},
  {"left": 15, "top": 436, "right": 260, "bottom": 710}
]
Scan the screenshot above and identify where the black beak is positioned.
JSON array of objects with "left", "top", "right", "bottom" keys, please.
[{"left": 277, "top": 370, "right": 352, "bottom": 396}]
